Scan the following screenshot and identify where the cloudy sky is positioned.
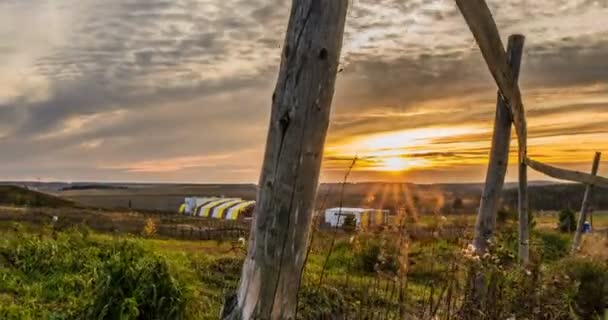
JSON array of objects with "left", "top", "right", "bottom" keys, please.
[{"left": 1, "top": 0, "right": 607, "bottom": 183}]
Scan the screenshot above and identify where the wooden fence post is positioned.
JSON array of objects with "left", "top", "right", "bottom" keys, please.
[
  {"left": 222, "top": 1, "right": 348, "bottom": 319},
  {"left": 473, "top": 34, "right": 524, "bottom": 255},
  {"left": 572, "top": 152, "right": 601, "bottom": 252},
  {"left": 454, "top": 0, "right": 530, "bottom": 264},
  {"left": 518, "top": 143, "right": 529, "bottom": 264}
]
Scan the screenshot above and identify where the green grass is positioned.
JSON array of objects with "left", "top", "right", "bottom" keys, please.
[
  {"left": 0, "top": 222, "right": 606, "bottom": 319},
  {"left": 0, "top": 186, "right": 74, "bottom": 208}
]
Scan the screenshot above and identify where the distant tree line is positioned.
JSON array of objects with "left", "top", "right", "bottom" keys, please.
[{"left": 502, "top": 184, "right": 608, "bottom": 211}]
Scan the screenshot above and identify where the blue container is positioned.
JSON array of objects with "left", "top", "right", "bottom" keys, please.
[{"left": 583, "top": 221, "right": 591, "bottom": 233}]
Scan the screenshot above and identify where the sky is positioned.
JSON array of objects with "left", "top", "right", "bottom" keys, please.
[{"left": 1, "top": 0, "right": 608, "bottom": 184}]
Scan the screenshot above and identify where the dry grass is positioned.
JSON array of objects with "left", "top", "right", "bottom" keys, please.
[{"left": 579, "top": 232, "right": 608, "bottom": 259}]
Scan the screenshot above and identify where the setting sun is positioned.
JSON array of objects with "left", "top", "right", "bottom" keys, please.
[
  {"left": 381, "top": 157, "right": 422, "bottom": 172},
  {"left": 382, "top": 157, "right": 410, "bottom": 171}
]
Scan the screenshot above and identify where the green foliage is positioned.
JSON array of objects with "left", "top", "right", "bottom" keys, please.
[
  {"left": 0, "top": 186, "right": 74, "bottom": 207},
  {"left": 558, "top": 208, "right": 577, "bottom": 233},
  {"left": 297, "top": 285, "right": 346, "bottom": 319},
  {"left": 496, "top": 208, "right": 517, "bottom": 225},
  {"left": 558, "top": 258, "right": 608, "bottom": 319},
  {"left": 83, "top": 241, "right": 187, "bottom": 319},
  {"left": 0, "top": 229, "right": 190, "bottom": 319},
  {"left": 342, "top": 215, "right": 356, "bottom": 232},
  {"left": 352, "top": 238, "right": 399, "bottom": 275},
  {"left": 533, "top": 230, "right": 570, "bottom": 262}
]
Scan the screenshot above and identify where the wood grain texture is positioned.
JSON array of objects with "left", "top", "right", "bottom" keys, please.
[
  {"left": 454, "top": 0, "right": 527, "bottom": 157},
  {"left": 222, "top": 1, "right": 349, "bottom": 319},
  {"left": 473, "top": 35, "right": 524, "bottom": 255},
  {"left": 572, "top": 152, "right": 601, "bottom": 252},
  {"left": 526, "top": 158, "right": 608, "bottom": 188}
]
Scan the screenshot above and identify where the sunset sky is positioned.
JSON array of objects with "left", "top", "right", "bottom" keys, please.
[{"left": 1, "top": 0, "right": 607, "bottom": 183}]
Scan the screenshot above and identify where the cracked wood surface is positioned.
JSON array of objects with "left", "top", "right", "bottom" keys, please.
[
  {"left": 222, "top": 1, "right": 348, "bottom": 319},
  {"left": 526, "top": 158, "right": 608, "bottom": 188},
  {"left": 454, "top": 0, "right": 531, "bottom": 264},
  {"left": 473, "top": 35, "right": 524, "bottom": 255}
]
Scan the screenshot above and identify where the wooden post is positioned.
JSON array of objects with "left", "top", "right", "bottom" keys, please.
[
  {"left": 473, "top": 35, "right": 524, "bottom": 255},
  {"left": 453, "top": 0, "right": 530, "bottom": 263},
  {"left": 222, "top": 1, "right": 348, "bottom": 319},
  {"left": 518, "top": 144, "right": 529, "bottom": 264},
  {"left": 572, "top": 152, "right": 601, "bottom": 252}
]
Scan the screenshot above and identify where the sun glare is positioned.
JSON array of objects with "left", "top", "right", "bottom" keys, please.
[
  {"left": 325, "top": 126, "right": 487, "bottom": 173},
  {"left": 381, "top": 157, "right": 417, "bottom": 172}
]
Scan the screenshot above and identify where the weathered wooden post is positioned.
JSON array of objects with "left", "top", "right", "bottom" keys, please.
[
  {"left": 518, "top": 142, "right": 530, "bottom": 264},
  {"left": 454, "top": 0, "right": 529, "bottom": 264},
  {"left": 221, "top": 1, "right": 348, "bottom": 319},
  {"left": 473, "top": 35, "right": 524, "bottom": 255},
  {"left": 572, "top": 152, "right": 601, "bottom": 252}
]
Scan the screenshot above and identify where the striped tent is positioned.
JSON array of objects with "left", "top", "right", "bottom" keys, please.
[{"left": 181, "top": 197, "right": 255, "bottom": 221}]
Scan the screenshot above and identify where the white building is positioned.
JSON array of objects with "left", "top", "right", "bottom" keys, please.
[
  {"left": 179, "top": 197, "right": 255, "bottom": 221},
  {"left": 324, "top": 207, "right": 390, "bottom": 228}
]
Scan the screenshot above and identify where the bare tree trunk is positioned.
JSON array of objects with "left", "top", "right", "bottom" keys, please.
[
  {"left": 221, "top": 1, "right": 348, "bottom": 319},
  {"left": 473, "top": 35, "right": 524, "bottom": 255},
  {"left": 572, "top": 152, "right": 602, "bottom": 252}
]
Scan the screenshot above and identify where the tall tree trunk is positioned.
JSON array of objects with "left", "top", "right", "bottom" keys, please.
[
  {"left": 473, "top": 34, "right": 524, "bottom": 255},
  {"left": 221, "top": 1, "right": 348, "bottom": 319},
  {"left": 572, "top": 152, "right": 602, "bottom": 252}
]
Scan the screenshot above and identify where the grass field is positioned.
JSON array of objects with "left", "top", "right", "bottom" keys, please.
[
  {"left": 0, "top": 186, "right": 606, "bottom": 319},
  {"left": 1, "top": 217, "right": 606, "bottom": 319}
]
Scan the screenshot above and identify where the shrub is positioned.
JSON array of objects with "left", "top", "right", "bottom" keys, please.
[
  {"left": 559, "top": 258, "right": 608, "bottom": 319},
  {"left": 297, "top": 285, "right": 346, "bottom": 319},
  {"left": 353, "top": 238, "right": 400, "bottom": 275},
  {"left": 342, "top": 215, "right": 356, "bottom": 232},
  {"left": 83, "top": 241, "right": 188, "bottom": 319},
  {"left": 496, "top": 208, "right": 517, "bottom": 225},
  {"left": 534, "top": 230, "right": 570, "bottom": 262},
  {"left": 142, "top": 218, "right": 157, "bottom": 237},
  {"left": 558, "top": 208, "right": 577, "bottom": 233}
]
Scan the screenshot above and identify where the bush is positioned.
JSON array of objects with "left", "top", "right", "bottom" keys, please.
[
  {"left": 0, "top": 229, "right": 191, "bottom": 319},
  {"left": 342, "top": 215, "right": 356, "bottom": 232},
  {"left": 353, "top": 238, "right": 400, "bottom": 275},
  {"left": 83, "top": 241, "right": 188, "bottom": 319},
  {"left": 497, "top": 208, "right": 517, "bottom": 225},
  {"left": 297, "top": 285, "right": 346, "bottom": 319},
  {"left": 558, "top": 208, "right": 577, "bottom": 233},
  {"left": 534, "top": 230, "right": 570, "bottom": 262},
  {"left": 559, "top": 258, "right": 608, "bottom": 319}
]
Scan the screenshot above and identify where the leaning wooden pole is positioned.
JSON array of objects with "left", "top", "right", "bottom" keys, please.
[
  {"left": 473, "top": 35, "right": 524, "bottom": 255},
  {"left": 221, "top": 1, "right": 348, "bottom": 319},
  {"left": 572, "top": 152, "right": 602, "bottom": 253},
  {"left": 454, "top": 0, "right": 530, "bottom": 264}
]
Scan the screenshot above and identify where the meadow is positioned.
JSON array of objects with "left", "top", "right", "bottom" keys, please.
[
  {"left": 0, "top": 186, "right": 607, "bottom": 319},
  {"left": 0, "top": 214, "right": 606, "bottom": 319}
]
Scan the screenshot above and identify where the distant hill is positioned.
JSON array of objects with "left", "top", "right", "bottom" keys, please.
[
  {"left": 0, "top": 185, "right": 75, "bottom": 208},
  {"left": 2, "top": 181, "right": 605, "bottom": 213},
  {"left": 60, "top": 184, "right": 129, "bottom": 191}
]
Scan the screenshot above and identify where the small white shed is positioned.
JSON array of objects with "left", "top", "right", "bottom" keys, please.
[{"left": 324, "top": 207, "right": 389, "bottom": 228}]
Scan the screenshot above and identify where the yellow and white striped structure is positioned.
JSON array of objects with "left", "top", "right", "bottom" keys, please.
[{"left": 182, "top": 197, "right": 255, "bottom": 220}]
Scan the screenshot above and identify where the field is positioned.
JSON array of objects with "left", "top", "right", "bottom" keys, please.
[
  {"left": 0, "top": 185, "right": 607, "bottom": 319},
  {"left": 1, "top": 221, "right": 606, "bottom": 319}
]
